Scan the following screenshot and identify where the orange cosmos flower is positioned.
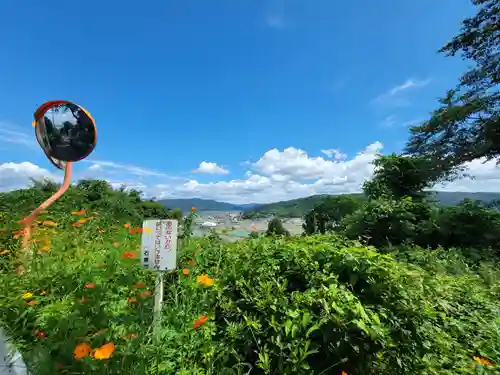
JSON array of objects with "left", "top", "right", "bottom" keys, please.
[
  {"left": 124, "top": 223, "right": 131, "bottom": 228},
  {"left": 183, "top": 268, "right": 190, "bottom": 275},
  {"left": 27, "top": 300, "right": 38, "bottom": 306},
  {"left": 191, "top": 207, "right": 197, "bottom": 213},
  {"left": 71, "top": 209, "right": 86, "bottom": 216},
  {"left": 92, "top": 343, "right": 115, "bottom": 360},
  {"left": 121, "top": 251, "right": 137, "bottom": 259},
  {"left": 40, "top": 239, "right": 51, "bottom": 252},
  {"left": 473, "top": 356, "right": 493, "bottom": 366},
  {"left": 196, "top": 274, "right": 215, "bottom": 287},
  {"left": 128, "top": 228, "right": 143, "bottom": 234},
  {"left": 140, "top": 291, "right": 152, "bottom": 297},
  {"left": 0, "top": 250, "right": 8, "bottom": 255},
  {"left": 73, "top": 343, "right": 91, "bottom": 359},
  {"left": 192, "top": 315, "right": 209, "bottom": 329},
  {"left": 135, "top": 282, "right": 145, "bottom": 288},
  {"left": 128, "top": 297, "right": 137, "bottom": 303},
  {"left": 113, "top": 242, "right": 119, "bottom": 247},
  {"left": 84, "top": 283, "right": 96, "bottom": 289}
]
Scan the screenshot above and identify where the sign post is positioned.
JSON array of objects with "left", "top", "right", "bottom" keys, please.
[{"left": 140, "top": 219, "right": 178, "bottom": 336}]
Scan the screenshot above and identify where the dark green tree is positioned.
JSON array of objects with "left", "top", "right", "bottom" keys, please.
[
  {"left": 302, "top": 210, "right": 317, "bottom": 235},
  {"left": 266, "top": 218, "right": 290, "bottom": 236},
  {"left": 302, "top": 195, "right": 363, "bottom": 235},
  {"left": 76, "top": 179, "right": 113, "bottom": 202},
  {"left": 363, "top": 154, "right": 435, "bottom": 201},
  {"left": 406, "top": 0, "right": 500, "bottom": 171},
  {"left": 29, "top": 178, "right": 60, "bottom": 193}
]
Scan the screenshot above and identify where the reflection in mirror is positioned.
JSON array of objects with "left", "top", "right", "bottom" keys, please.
[
  {"left": 35, "top": 103, "right": 96, "bottom": 163},
  {"left": 47, "top": 154, "right": 67, "bottom": 170}
]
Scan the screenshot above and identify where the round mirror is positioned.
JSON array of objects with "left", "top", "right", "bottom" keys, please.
[{"left": 33, "top": 101, "right": 97, "bottom": 169}]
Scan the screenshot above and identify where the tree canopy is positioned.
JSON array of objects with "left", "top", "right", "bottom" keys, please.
[{"left": 406, "top": 0, "right": 500, "bottom": 173}]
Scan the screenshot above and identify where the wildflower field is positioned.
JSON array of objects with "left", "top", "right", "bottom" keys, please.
[{"left": 0, "top": 180, "right": 499, "bottom": 375}]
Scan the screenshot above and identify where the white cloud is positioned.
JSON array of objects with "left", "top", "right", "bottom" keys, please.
[
  {"left": 380, "top": 115, "right": 397, "bottom": 128},
  {"left": 0, "top": 123, "right": 37, "bottom": 149},
  {"left": 1, "top": 142, "right": 499, "bottom": 204},
  {"left": 321, "top": 149, "right": 347, "bottom": 160},
  {"left": 388, "top": 78, "right": 431, "bottom": 96},
  {"left": 371, "top": 78, "right": 431, "bottom": 108},
  {"left": 82, "top": 160, "right": 170, "bottom": 177},
  {"left": 435, "top": 158, "right": 500, "bottom": 192},
  {"left": 88, "top": 164, "right": 102, "bottom": 171},
  {"left": 252, "top": 143, "right": 382, "bottom": 182},
  {"left": 193, "top": 161, "right": 229, "bottom": 175},
  {"left": 380, "top": 115, "right": 425, "bottom": 128},
  {"left": 0, "top": 162, "right": 58, "bottom": 191}
]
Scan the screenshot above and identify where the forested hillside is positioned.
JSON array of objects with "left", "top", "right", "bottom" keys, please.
[{"left": 243, "top": 191, "right": 500, "bottom": 218}]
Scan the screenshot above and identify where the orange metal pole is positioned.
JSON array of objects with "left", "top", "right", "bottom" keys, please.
[{"left": 20, "top": 162, "right": 73, "bottom": 249}]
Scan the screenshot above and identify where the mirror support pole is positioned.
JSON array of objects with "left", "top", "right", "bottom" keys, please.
[{"left": 20, "top": 162, "right": 73, "bottom": 250}]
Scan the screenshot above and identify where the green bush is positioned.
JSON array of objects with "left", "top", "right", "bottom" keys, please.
[
  {"left": 203, "top": 235, "right": 500, "bottom": 374},
  {"left": 338, "top": 196, "right": 500, "bottom": 251},
  {"left": 435, "top": 199, "right": 500, "bottom": 251},
  {"left": 340, "top": 198, "right": 436, "bottom": 247}
]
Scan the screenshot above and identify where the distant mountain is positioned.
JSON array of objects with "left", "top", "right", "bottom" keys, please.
[
  {"left": 158, "top": 198, "right": 257, "bottom": 212},
  {"left": 432, "top": 191, "right": 500, "bottom": 206},
  {"left": 158, "top": 192, "right": 500, "bottom": 216},
  {"left": 242, "top": 195, "right": 332, "bottom": 218},
  {"left": 243, "top": 191, "right": 500, "bottom": 218}
]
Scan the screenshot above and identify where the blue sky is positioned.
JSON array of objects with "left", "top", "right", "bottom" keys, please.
[{"left": 2, "top": 0, "right": 497, "bottom": 203}]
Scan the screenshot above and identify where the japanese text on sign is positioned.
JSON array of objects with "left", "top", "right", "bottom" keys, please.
[
  {"left": 140, "top": 219, "right": 178, "bottom": 271},
  {"left": 154, "top": 221, "right": 162, "bottom": 270},
  {"left": 164, "top": 220, "right": 173, "bottom": 251}
]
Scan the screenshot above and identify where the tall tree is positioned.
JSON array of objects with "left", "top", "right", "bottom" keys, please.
[
  {"left": 363, "top": 154, "right": 435, "bottom": 200},
  {"left": 266, "top": 218, "right": 290, "bottom": 236},
  {"left": 302, "top": 195, "right": 363, "bottom": 235},
  {"left": 302, "top": 210, "right": 317, "bottom": 235},
  {"left": 406, "top": 0, "right": 499, "bottom": 170}
]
